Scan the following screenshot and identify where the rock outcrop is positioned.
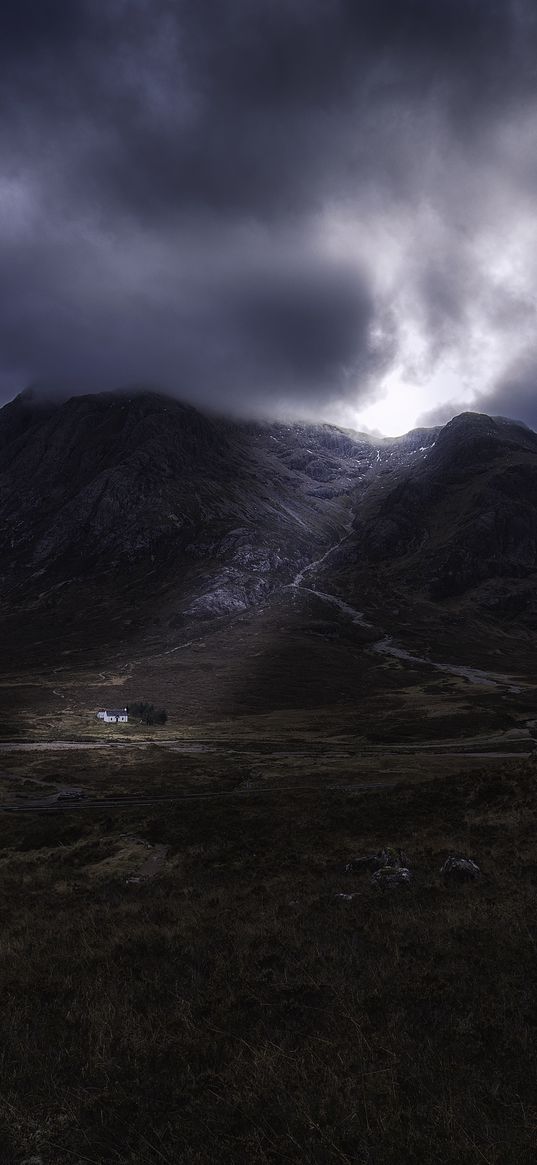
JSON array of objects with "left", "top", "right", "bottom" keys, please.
[
  {"left": 346, "top": 847, "right": 409, "bottom": 874},
  {"left": 371, "top": 866, "right": 412, "bottom": 889},
  {"left": 440, "top": 856, "right": 481, "bottom": 882}
]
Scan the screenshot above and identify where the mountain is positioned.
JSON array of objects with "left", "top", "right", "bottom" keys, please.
[
  {"left": 1, "top": 389, "right": 537, "bottom": 733},
  {"left": 339, "top": 411, "right": 537, "bottom": 615},
  {"left": 0, "top": 388, "right": 372, "bottom": 623}
]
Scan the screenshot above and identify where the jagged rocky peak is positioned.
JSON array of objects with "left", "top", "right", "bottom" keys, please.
[
  {"left": 431, "top": 410, "right": 537, "bottom": 463},
  {"left": 343, "top": 407, "right": 537, "bottom": 605},
  {"left": 384, "top": 424, "right": 440, "bottom": 453}
]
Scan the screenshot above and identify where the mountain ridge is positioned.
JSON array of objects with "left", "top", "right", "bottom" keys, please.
[
  {"left": 2, "top": 389, "right": 537, "bottom": 730},
  {"left": 0, "top": 387, "right": 444, "bottom": 611}
]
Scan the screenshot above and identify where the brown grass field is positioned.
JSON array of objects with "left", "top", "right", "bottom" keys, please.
[{"left": 1, "top": 745, "right": 537, "bottom": 1164}]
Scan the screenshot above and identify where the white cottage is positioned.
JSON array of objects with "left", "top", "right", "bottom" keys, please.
[{"left": 96, "top": 707, "right": 128, "bottom": 723}]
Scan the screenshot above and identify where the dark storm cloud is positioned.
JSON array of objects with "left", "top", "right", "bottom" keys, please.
[
  {"left": 2, "top": 1, "right": 537, "bottom": 424},
  {"left": 421, "top": 347, "right": 537, "bottom": 432},
  {"left": 2, "top": 0, "right": 528, "bottom": 223},
  {"left": 219, "top": 260, "right": 395, "bottom": 407},
  {"left": 486, "top": 353, "right": 537, "bottom": 430}
]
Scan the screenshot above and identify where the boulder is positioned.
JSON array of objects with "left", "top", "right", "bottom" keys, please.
[
  {"left": 345, "top": 855, "right": 380, "bottom": 873},
  {"left": 441, "top": 856, "right": 481, "bottom": 882},
  {"left": 346, "top": 847, "right": 409, "bottom": 874},
  {"left": 383, "top": 846, "right": 410, "bottom": 869},
  {"left": 371, "top": 866, "right": 412, "bottom": 889}
]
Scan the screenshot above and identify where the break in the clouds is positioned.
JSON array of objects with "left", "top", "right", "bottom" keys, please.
[{"left": 2, "top": 0, "right": 537, "bottom": 433}]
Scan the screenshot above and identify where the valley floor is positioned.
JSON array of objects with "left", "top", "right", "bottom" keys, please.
[{"left": 1, "top": 751, "right": 537, "bottom": 1164}]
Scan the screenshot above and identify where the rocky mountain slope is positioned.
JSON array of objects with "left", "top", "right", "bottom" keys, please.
[
  {"left": 0, "top": 389, "right": 412, "bottom": 623},
  {"left": 1, "top": 389, "right": 537, "bottom": 693},
  {"left": 334, "top": 411, "right": 537, "bottom": 626},
  {"left": 0, "top": 389, "right": 364, "bottom": 594}
]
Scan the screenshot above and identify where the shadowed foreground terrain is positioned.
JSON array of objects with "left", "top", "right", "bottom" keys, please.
[{"left": 1, "top": 758, "right": 537, "bottom": 1164}]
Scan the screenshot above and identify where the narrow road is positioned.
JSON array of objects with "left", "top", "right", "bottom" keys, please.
[
  {"left": 0, "top": 781, "right": 396, "bottom": 813},
  {"left": 0, "top": 741, "right": 144, "bottom": 751}
]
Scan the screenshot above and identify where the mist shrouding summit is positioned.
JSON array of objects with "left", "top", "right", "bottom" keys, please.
[{"left": 2, "top": 0, "right": 537, "bottom": 432}]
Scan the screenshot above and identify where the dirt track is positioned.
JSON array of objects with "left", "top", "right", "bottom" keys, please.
[{"left": 0, "top": 780, "right": 397, "bottom": 813}]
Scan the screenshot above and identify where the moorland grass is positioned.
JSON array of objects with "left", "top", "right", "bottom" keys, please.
[{"left": 1, "top": 762, "right": 537, "bottom": 1163}]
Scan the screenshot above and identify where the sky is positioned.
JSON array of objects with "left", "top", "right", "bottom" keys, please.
[{"left": 2, "top": 1, "right": 537, "bottom": 435}]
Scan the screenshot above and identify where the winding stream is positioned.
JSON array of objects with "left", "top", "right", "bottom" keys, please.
[
  {"left": 290, "top": 552, "right": 523, "bottom": 693},
  {"left": 372, "top": 636, "right": 521, "bottom": 692}
]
